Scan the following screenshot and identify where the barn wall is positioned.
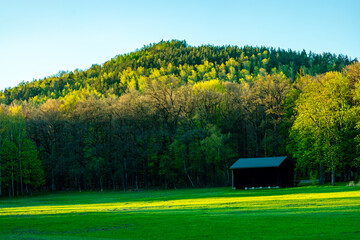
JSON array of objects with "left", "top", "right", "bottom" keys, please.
[
  {"left": 233, "top": 167, "right": 278, "bottom": 189},
  {"left": 278, "top": 159, "right": 294, "bottom": 187},
  {"left": 233, "top": 159, "right": 294, "bottom": 189}
]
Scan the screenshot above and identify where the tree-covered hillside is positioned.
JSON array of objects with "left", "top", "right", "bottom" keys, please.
[
  {"left": 0, "top": 40, "right": 359, "bottom": 196},
  {"left": 0, "top": 40, "right": 354, "bottom": 104}
]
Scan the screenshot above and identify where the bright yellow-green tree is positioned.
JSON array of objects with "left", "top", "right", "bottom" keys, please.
[{"left": 290, "top": 72, "right": 357, "bottom": 185}]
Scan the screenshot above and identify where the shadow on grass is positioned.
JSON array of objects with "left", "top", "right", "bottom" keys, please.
[
  {"left": 1, "top": 185, "right": 359, "bottom": 211},
  {"left": 1, "top": 207, "right": 360, "bottom": 240}
]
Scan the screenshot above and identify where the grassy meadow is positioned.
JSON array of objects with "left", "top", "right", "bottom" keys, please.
[{"left": 0, "top": 185, "right": 360, "bottom": 239}]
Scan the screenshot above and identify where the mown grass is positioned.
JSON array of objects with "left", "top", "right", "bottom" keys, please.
[{"left": 0, "top": 185, "right": 360, "bottom": 239}]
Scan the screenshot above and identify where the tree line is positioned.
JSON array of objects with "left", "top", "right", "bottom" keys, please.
[
  {"left": 0, "top": 41, "right": 359, "bottom": 196},
  {"left": 0, "top": 106, "right": 44, "bottom": 197},
  {"left": 1, "top": 40, "right": 353, "bottom": 105}
]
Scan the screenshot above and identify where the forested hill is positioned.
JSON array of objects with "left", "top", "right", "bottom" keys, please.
[
  {"left": 1, "top": 40, "right": 360, "bottom": 195},
  {"left": 0, "top": 40, "right": 355, "bottom": 104}
]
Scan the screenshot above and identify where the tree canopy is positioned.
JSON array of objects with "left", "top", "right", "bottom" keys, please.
[{"left": 0, "top": 40, "right": 359, "bottom": 195}]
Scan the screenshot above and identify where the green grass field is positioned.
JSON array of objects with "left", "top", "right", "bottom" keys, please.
[{"left": 0, "top": 185, "right": 360, "bottom": 239}]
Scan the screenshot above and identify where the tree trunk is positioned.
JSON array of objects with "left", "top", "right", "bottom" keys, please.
[
  {"left": 135, "top": 174, "right": 138, "bottom": 190},
  {"left": 51, "top": 143, "right": 56, "bottom": 191},
  {"left": 319, "top": 164, "right": 325, "bottom": 185},
  {"left": 100, "top": 176, "right": 103, "bottom": 192},
  {"left": 226, "top": 166, "right": 230, "bottom": 186},
  {"left": 264, "top": 131, "right": 267, "bottom": 157},
  {"left": 18, "top": 129, "right": 23, "bottom": 195},
  {"left": 112, "top": 177, "right": 116, "bottom": 191},
  {"left": 243, "top": 125, "right": 247, "bottom": 156},
  {"left": 274, "top": 123, "right": 279, "bottom": 156},
  {"left": 123, "top": 156, "right": 128, "bottom": 190},
  {"left": 78, "top": 177, "right": 82, "bottom": 192},
  {"left": 197, "top": 137, "right": 207, "bottom": 186},
  {"left": 144, "top": 142, "right": 148, "bottom": 190},
  {"left": 212, "top": 161, "right": 216, "bottom": 186},
  {"left": 331, "top": 165, "right": 336, "bottom": 186},
  {"left": 344, "top": 169, "right": 348, "bottom": 182},
  {"left": 82, "top": 169, "right": 87, "bottom": 191},
  {"left": 144, "top": 158, "right": 148, "bottom": 190},
  {"left": 11, "top": 161, "right": 14, "bottom": 197},
  {"left": 231, "top": 170, "right": 234, "bottom": 188},
  {"left": 184, "top": 160, "right": 194, "bottom": 187},
  {"left": 184, "top": 142, "right": 194, "bottom": 187},
  {"left": 0, "top": 137, "right": 2, "bottom": 197},
  {"left": 202, "top": 153, "right": 207, "bottom": 186},
  {"left": 51, "top": 168, "right": 55, "bottom": 191},
  {"left": 255, "top": 129, "right": 259, "bottom": 157},
  {"left": 0, "top": 161, "right": 2, "bottom": 197},
  {"left": 9, "top": 131, "right": 15, "bottom": 197}
]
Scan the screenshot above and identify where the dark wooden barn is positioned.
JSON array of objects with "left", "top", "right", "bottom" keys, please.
[{"left": 230, "top": 156, "right": 294, "bottom": 189}]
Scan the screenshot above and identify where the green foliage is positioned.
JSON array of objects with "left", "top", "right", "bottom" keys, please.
[
  {"left": 201, "top": 125, "right": 234, "bottom": 185},
  {"left": 0, "top": 105, "right": 45, "bottom": 196},
  {"left": 0, "top": 40, "right": 354, "bottom": 105},
  {"left": 0, "top": 41, "right": 359, "bottom": 191},
  {"left": 289, "top": 69, "right": 359, "bottom": 184},
  {"left": 192, "top": 79, "right": 225, "bottom": 93},
  {"left": 0, "top": 139, "right": 17, "bottom": 189},
  {"left": 21, "top": 139, "right": 45, "bottom": 188}
]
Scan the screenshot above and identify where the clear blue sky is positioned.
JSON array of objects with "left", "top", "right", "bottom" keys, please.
[{"left": 1, "top": 0, "right": 359, "bottom": 91}]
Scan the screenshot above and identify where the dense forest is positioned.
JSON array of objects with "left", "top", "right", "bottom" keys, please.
[{"left": 0, "top": 40, "right": 359, "bottom": 196}]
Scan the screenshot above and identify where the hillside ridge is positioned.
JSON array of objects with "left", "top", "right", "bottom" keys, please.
[{"left": 0, "top": 40, "right": 355, "bottom": 104}]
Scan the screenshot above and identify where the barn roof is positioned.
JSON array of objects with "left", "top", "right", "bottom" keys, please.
[{"left": 230, "top": 156, "right": 287, "bottom": 169}]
